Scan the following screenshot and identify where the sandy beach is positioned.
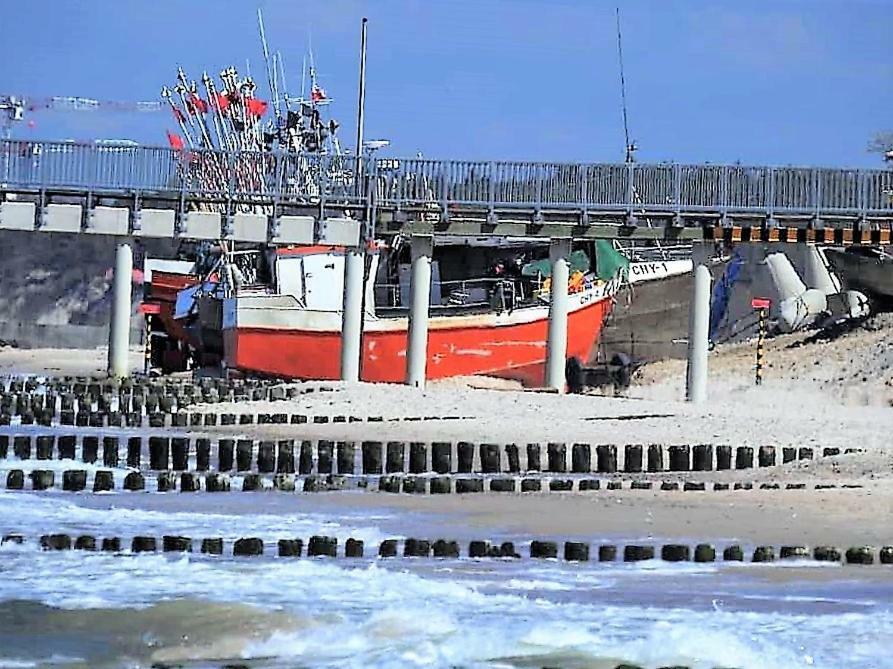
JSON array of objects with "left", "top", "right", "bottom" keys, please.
[
  {"left": 3, "top": 319, "right": 893, "bottom": 550},
  {"left": 1, "top": 317, "right": 892, "bottom": 668}
]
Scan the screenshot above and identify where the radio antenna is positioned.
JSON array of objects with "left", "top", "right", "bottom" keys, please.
[{"left": 616, "top": 7, "right": 635, "bottom": 163}]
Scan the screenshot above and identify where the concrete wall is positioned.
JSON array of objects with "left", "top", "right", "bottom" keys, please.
[
  {"left": 0, "top": 230, "right": 175, "bottom": 349},
  {"left": 0, "top": 320, "right": 143, "bottom": 350}
]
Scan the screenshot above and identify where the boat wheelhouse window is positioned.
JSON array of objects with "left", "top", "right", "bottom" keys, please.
[{"left": 372, "top": 241, "right": 602, "bottom": 313}]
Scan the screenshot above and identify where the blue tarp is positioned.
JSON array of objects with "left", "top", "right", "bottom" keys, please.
[{"left": 709, "top": 252, "right": 744, "bottom": 340}]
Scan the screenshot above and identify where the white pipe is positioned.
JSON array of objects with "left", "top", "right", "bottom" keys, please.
[
  {"left": 685, "top": 261, "right": 711, "bottom": 403},
  {"left": 406, "top": 235, "right": 433, "bottom": 388},
  {"left": 108, "top": 243, "right": 133, "bottom": 379},
  {"left": 545, "top": 238, "right": 571, "bottom": 392},
  {"left": 340, "top": 247, "right": 365, "bottom": 382}
]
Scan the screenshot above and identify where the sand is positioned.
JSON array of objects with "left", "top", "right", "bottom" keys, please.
[
  {"left": 2, "top": 317, "right": 892, "bottom": 549},
  {"left": 0, "top": 346, "right": 143, "bottom": 376},
  {"left": 281, "top": 486, "right": 893, "bottom": 546},
  {"left": 194, "top": 372, "right": 893, "bottom": 453}
]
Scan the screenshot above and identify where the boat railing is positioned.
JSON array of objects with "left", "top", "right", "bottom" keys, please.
[
  {"left": 375, "top": 276, "right": 538, "bottom": 311},
  {"left": 617, "top": 242, "right": 694, "bottom": 263}
]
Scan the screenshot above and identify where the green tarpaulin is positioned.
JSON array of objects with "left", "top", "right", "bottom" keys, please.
[
  {"left": 521, "top": 242, "right": 629, "bottom": 281},
  {"left": 594, "top": 240, "right": 630, "bottom": 281}
]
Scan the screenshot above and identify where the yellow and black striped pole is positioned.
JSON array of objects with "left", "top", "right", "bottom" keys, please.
[
  {"left": 144, "top": 314, "right": 152, "bottom": 375},
  {"left": 755, "top": 307, "right": 766, "bottom": 386},
  {"left": 751, "top": 297, "right": 771, "bottom": 386}
]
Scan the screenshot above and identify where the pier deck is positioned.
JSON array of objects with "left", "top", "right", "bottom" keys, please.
[{"left": 2, "top": 140, "right": 891, "bottom": 242}]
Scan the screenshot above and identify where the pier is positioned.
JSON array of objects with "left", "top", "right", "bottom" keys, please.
[
  {"left": 1, "top": 140, "right": 891, "bottom": 242},
  {"left": 2, "top": 139, "right": 892, "bottom": 388}
]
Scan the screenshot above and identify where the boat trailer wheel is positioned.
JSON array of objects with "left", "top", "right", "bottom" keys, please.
[{"left": 565, "top": 354, "right": 633, "bottom": 394}]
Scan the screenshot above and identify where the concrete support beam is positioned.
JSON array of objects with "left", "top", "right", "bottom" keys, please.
[
  {"left": 181, "top": 211, "right": 221, "bottom": 239},
  {"left": 340, "top": 247, "right": 366, "bottom": 382},
  {"left": 406, "top": 235, "right": 434, "bottom": 388},
  {"left": 134, "top": 209, "right": 175, "bottom": 238},
  {"left": 685, "top": 260, "right": 711, "bottom": 403},
  {"left": 87, "top": 207, "right": 129, "bottom": 235},
  {"left": 108, "top": 243, "right": 133, "bottom": 379},
  {"left": 544, "top": 238, "right": 571, "bottom": 392},
  {"left": 41, "top": 204, "right": 81, "bottom": 233},
  {"left": 227, "top": 213, "right": 268, "bottom": 242},
  {"left": 272, "top": 215, "right": 315, "bottom": 244},
  {"left": 0, "top": 201, "right": 37, "bottom": 231}
]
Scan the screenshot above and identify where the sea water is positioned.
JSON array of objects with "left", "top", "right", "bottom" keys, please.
[{"left": 0, "top": 491, "right": 891, "bottom": 669}]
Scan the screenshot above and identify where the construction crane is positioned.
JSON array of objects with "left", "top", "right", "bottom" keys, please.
[{"left": 1, "top": 94, "right": 163, "bottom": 140}]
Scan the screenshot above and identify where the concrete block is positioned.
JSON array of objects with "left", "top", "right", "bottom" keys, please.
[
  {"left": 0, "top": 201, "right": 36, "bottom": 230},
  {"left": 182, "top": 211, "right": 221, "bottom": 240},
  {"left": 135, "top": 209, "right": 176, "bottom": 237},
  {"left": 378, "top": 539, "right": 398, "bottom": 558},
  {"left": 41, "top": 204, "right": 82, "bottom": 233},
  {"left": 318, "top": 217, "right": 360, "bottom": 246},
  {"left": 228, "top": 213, "right": 268, "bottom": 242},
  {"left": 86, "top": 206, "right": 129, "bottom": 235},
  {"left": 277, "top": 539, "right": 302, "bottom": 557},
  {"left": 272, "top": 215, "right": 315, "bottom": 244}
]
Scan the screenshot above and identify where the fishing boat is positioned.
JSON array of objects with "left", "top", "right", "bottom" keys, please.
[
  {"left": 141, "top": 24, "right": 625, "bottom": 385},
  {"left": 218, "top": 238, "right": 621, "bottom": 385},
  {"left": 824, "top": 245, "right": 893, "bottom": 309},
  {"left": 598, "top": 237, "right": 695, "bottom": 362}
]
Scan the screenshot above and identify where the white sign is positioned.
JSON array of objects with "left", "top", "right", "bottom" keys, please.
[{"left": 628, "top": 259, "right": 693, "bottom": 284}]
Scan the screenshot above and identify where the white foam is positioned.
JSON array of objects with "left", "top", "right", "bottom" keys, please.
[
  {"left": 1, "top": 492, "right": 891, "bottom": 667},
  {"left": 0, "top": 655, "right": 83, "bottom": 668},
  {"left": 0, "top": 541, "right": 888, "bottom": 668},
  {"left": 0, "top": 491, "right": 389, "bottom": 544},
  {"left": 0, "top": 457, "right": 132, "bottom": 477}
]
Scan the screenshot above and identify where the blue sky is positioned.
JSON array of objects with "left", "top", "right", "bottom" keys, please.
[{"left": 1, "top": 0, "right": 890, "bottom": 167}]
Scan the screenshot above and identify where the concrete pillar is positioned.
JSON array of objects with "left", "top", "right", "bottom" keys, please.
[
  {"left": 545, "top": 238, "right": 571, "bottom": 392},
  {"left": 108, "top": 243, "right": 133, "bottom": 379},
  {"left": 406, "top": 235, "right": 433, "bottom": 388},
  {"left": 685, "top": 261, "right": 711, "bottom": 403},
  {"left": 340, "top": 246, "right": 365, "bottom": 382}
]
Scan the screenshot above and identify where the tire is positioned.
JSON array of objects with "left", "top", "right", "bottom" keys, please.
[
  {"left": 609, "top": 352, "right": 632, "bottom": 390},
  {"left": 565, "top": 356, "right": 584, "bottom": 394}
]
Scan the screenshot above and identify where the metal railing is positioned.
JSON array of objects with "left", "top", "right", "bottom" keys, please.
[
  {"left": 2, "top": 139, "right": 891, "bottom": 217},
  {"left": 375, "top": 276, "right": 537, "bottom": 310}
]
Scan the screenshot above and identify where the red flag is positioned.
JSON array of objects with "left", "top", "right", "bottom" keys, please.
[
  {"left": 166, "top": 130, "right": 184, "bottom": 151},
  {"left": 171, "top": 106, "right": 186, "bottom": 124},
  {"left": 311, "top": 85, "right": 327, "bottom": 102},
  {"left": 246, "top": 98, "right": 268, "bottom": 117},
  {"left": 187, "top": 93, "right": 208, "bottom": 115},
  {"left": 216, "top": 93, "right": 231, "bottom": 113}
]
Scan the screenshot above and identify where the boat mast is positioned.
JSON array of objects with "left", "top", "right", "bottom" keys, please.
[
  {"left": 615, "top": 7, "right": 635, "bottom": 164},
  {"left": 355, "top": 17, "right": 368, "bottom": 177}
]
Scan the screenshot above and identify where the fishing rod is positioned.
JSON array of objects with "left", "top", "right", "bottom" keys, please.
[
  {"left": 161, "top": 86, "right": 195, "bottom": 147},
  {"left": 202, "top": 71, "right": 228, "bottom": 151},
  {"left": 257, "top": 9, "right": 282, "bottom": 126}
]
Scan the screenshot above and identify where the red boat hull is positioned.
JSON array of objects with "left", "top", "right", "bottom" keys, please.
[{"left": 224, "top": 291, "right": 614, "bottom": 386}]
